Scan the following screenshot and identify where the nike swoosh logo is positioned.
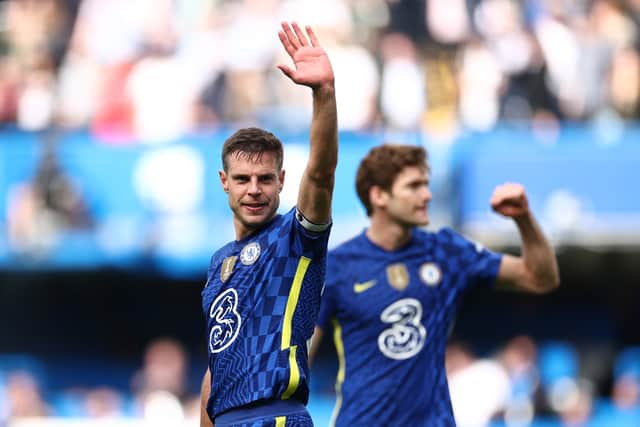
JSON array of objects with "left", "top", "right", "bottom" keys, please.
[{"left": 353, "top": 280, "right": 377, "bottom": 293}]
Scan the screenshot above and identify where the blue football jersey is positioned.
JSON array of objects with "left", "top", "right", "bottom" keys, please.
[
  {"left": 317, "top": 228, "right": 502, "bottom": 427},
  {"left": 202, "top": 207, "right": 331, "bottom": 420}
]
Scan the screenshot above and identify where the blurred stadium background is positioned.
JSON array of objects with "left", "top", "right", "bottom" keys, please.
[{"left": 1, "top": 0, "right": 640, "bottom": 426}]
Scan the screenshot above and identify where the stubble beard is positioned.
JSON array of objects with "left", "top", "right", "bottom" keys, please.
[{"left": 231, "top": 197, "right": 280, "bottom": 233}]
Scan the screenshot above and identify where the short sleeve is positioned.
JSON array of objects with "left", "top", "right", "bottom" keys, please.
[
  {"left": 286, "top": 207, "right": 332, "bottom": 258},
  {"left": 442, "top": 228, "right": 502, "bottom": 290}
]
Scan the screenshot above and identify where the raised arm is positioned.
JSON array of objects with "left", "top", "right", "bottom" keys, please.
[
  {"left": 491, "top": 183, "right": 560, "bottom": 293},
  {"left": 200, "top": 368, "right": 214, "bottom": 427},
  {"left": 277, "top": 22, "right": 337, "bottom": 225}
]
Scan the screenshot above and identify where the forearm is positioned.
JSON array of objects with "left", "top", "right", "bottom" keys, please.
[
  {"left": 308, "top": 85, "right": 338, "bottom": 181},
  {"left": 200, "top": 369, "right": 214, "bottom": 427},
  {"left": 297, "top": 85, "right": 337, "bottom": 223},
  {"left": 308, "top": 326, "right": 325, "bottom": 368},
  {"left": 515, "top": 212, "right": 560, "bottom": 291}
]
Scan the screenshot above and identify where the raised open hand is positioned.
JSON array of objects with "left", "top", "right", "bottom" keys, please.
[{"left": 277, "top": 22, "right": 334, "bottom": 90}]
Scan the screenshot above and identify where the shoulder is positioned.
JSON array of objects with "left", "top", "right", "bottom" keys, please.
[
  {"left": 210, "top": 241, "right": 236, "bottom": 266},
  {"left": 280, "top": 207, "right": 297, "bottom": 222},
  {"left": 329, "top": 232, "right": 366, "bottom": 259},
  {"left": 267, "top": 209, "right": 291, "bottom": 232},
  {"left": 326, "top": 234, "right": 367, "bottom": 283},
  {"left": 430, "top": 227, "right": 497, "bottom": 264},
  {"left": 410, "top": 227, "right": 480, "bottom": 260},
  {"left": 255, "top": 211, "right": 290, "bottom": 242},
  {"left": 407, "top": 227, "right": 451, "bottom": 249},
  {"left": 427, "top": 227, "right": 472, "bottom": 247}
]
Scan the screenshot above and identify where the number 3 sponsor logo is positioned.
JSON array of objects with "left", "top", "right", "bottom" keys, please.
[
  {"left": 209, "top": 289, "right": 242, "bottom": 353},
  {"left": 377, "top": 298, "right": 426, "bottom": 360}
]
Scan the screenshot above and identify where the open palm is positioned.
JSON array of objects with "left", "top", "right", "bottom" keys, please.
[{"left": 277, "top": 22, "right": 334, "bottom": 89}]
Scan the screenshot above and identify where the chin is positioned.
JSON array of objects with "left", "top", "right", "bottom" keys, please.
[
  {"left": 415, "top": 216, "right": 429, "bottom": 226},
  {"left": 242, "top": 216, "right": 270, "bottom": 229},
  {"left": 241, "top": 210, "right": 277, "bottom": 229},
  {"left": 402, "top": 217, "right": 428, "bottom": 228}
]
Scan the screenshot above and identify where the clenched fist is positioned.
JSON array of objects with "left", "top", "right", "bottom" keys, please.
[{"left": 490, "top": 182, "right": 530, "bottom": 219}]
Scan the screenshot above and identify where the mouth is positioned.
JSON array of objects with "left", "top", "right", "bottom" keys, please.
[{"left": 242, "top": 202, "right": 268, "bottom": 214}]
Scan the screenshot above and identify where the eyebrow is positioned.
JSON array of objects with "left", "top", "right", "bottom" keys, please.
[
  {"left": 230, "top": 172, "right": 277, "bottom": 179},
  {"left": 407, "top": 177, "right": 429, "bottom": 186}
]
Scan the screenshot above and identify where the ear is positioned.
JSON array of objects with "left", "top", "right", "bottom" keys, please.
[
  {"left": 219, "top": 170, "right": 229, "bottom": 193},
  {"left": 369, "top": 185, "right": 389, "bottom": 210},
  {"left": 278, "top": 169, "right": 285, "bottom": 193}
]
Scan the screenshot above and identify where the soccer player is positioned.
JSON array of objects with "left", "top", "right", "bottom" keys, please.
[
  {"left": 199, "top": 22, "right": 337, "bottom": 427},
  {"left": 312, "top": 144, "right": 560, "bottom": 426}
]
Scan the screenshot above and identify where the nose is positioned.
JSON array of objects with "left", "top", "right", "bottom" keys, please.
[
  {"left": 247, "top": 176, "right": 261, "bottom": 196},
  {"left": 423, "top": 185, "right": 432, "bottom": 202}
]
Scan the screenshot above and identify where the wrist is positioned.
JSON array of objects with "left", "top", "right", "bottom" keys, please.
[
  {"left": 312, "top": 84, "right": 335, "bottom": 98},
  {"left": 513, "top": 210, "right": 534, "bottom": 227}
]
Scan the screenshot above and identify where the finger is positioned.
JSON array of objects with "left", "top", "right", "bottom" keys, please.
[
  {"left": 305, "top": 25, "right": 320, "bottom": 47},
  {"left": 281, "top": 22, "right": 300, "bottom": 50},
  {"left": 292, "top": 22, "right": 309, "bottom": 47},
  {"left": 490, "top": 193, "right": 504, "bottom": 207},
  {"left": 500, "top": 206, "right": 523, "bottom": 217},
  {"left": 492, "top": 190, "right": 524, "bottom": 207},
  {"left": 503, "top": 182, "right": 525, "bottom": 197},
  {"left": 278, "top": 31, "right": 296, "bottom": 59},
  {"left": 277, "top": 64, "right": 295, "bottom": 81},
  {"left": 491, "top": 197, "right": 523, "bottom": 209}
]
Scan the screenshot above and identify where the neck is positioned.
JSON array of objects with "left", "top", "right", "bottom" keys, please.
[
  {"left": 234, "top": 220, "right": 251, "bottom": 241},
  {"left": 233, "top": 218, "right": 259, "bottom": 241},
  {"left": 233, "top": 212, "right": 278, "bottom": 241},
  {"left": 366, "top": 214, "right": 413, "bottom": 251}
]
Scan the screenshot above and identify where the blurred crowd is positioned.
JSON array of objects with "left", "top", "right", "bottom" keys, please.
[
  {"left": 1, "top": 2, "right": 639, "bottom": 426},
  {"left": 0, "top": 337, "right": 202, "bottom": 426},
  {"left": 446, "top": 336, "right": 640, "bottom": 427},
  {"left": 1, "top": 336, "right": 639, "bottom": 426},
  {"left": 0, "top": 0, "right": 640, "bottom": 143},
  {"left": 5, "top": 136, "right": 95, "bottom": 258}
]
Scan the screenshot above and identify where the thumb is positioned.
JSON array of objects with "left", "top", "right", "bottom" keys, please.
[{"left": 277, "top": 64, "right": 295, "bottom": 81}]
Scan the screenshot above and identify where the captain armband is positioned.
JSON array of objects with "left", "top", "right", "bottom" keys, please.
[{"left": 295, "top": 209, "right": 331, "bottom": 232}]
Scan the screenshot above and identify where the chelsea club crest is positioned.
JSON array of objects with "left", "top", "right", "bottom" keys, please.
[
  {"left": 240, "top": 242, "right": 261, "bottom": 265},
  {"left": 420, "top": 262, "right": 442, "bottom": 287}
]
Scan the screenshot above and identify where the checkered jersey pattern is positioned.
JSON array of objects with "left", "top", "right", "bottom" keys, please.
[
  {"left": 202, "top": 208, "right": 331, "bottom": 420},
  {"left": 220, "top": 412, "right": 313, "bottom": 427},
  {"left": 317, "top": 228, "right": 501, "bottom": 427}
]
